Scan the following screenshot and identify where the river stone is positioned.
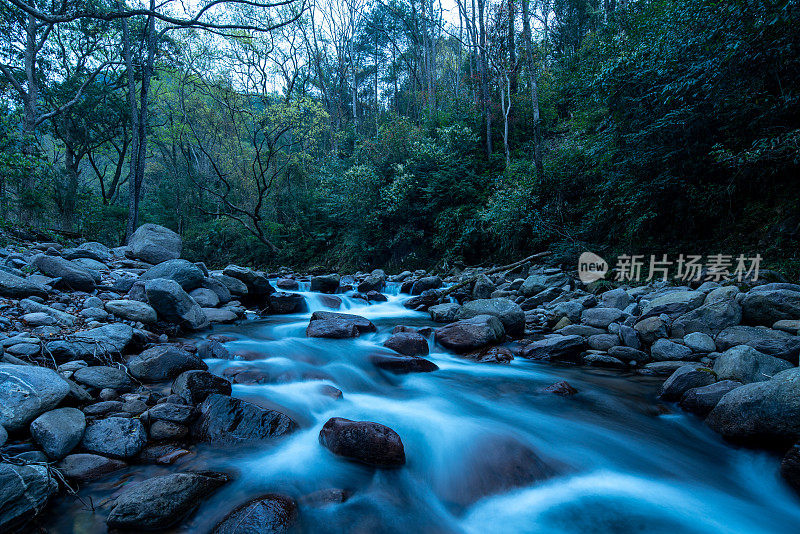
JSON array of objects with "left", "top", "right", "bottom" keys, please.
[
  {"left": 306, "top": 311, "right": 376, "bottom": 338},
  {"left": 128, "top": 223, "right": 181, "bottom": 264},
  {"left": 145, "top": 278, "right": 209, "bottom": 330},
  {"left": 618, "top": 324, "right": 641, "bottom": 349},
  {"left": 32, "top": 254, "right": 98, "bottom": 291},
  {"left": 75, "top": 241, "right": 113, "bottom": 262},
  {"left": 520, "top": 334, "right": 586, "bottom": 362},
  {"left": 146, "top": 402, "right": 195, "bottom": 425},
  {"left": 212, "top": 273, "right": 249, "bottom": 296},
  {"left": 706, "top": 367, "right": 800, "bottom": 445},
  {"left": 73, "top": 366, "right": 131, "bottom": 390},
  {"left": 21, "top": 298, "right": 76, "bottom": 326},
  {"left": 658, "top": 365, "right": 716, "bottom": 401},
  {"left": 583, "top": 353, "right": 627, "bottom": 368},
  {"left": 213, "top": 494, "right": 298, "bottom": 534},
  {"left": 472, "top": 274, "right": 496, "bottom": 299},
  {"left": 670, "top": 300, "right": 743, "bottom": 338},
  {"left": 358, "top": 271, "right": 386, "bottom": 293},
  {"left": 384, "top": 331, "right": 429, "bottom": 356},
  {"left": 0, "top": 463, "right": 58, "bottom": 532},
  {"left": 558, "top": 324, "right": 606, "bottom": 337},
  {"left": 269, "top": 292, "right": 305, "bottom": 314},
  {"left": 319, "top": 417, "right": 405, "bottom": 467},
  {"left": 0, "top": 363, "right": 70, "bottom": 431},
  {"left": 741, "top": 289, "right": 800, "bottom": 326},
  {"left": 107, "top": 472, "right": 230, "bottom": 530},
  {"left": 600, "top": 288, "right": 631, "bottom": 310},
  {"left": 774, "top": 319, "right": 800, "bottom": 335},
  {"left": 608, "top": 345, "right": 651, "bottom": 364},
  {"left": 370, "top": 353, "right": 438, "bottom": 374},
  {"left": 712, "top": 345, "right": 792, "bottom": 384},
  {"left": 455, "top": 298, "right": 525, "bottom": 335},
  {"left": 587, "top": 333, "right": 619, "bottom": 351},
  {"left": 634, "top": 316, "right": 668, "bottom": 344},
  {"left": 520, "top": 272, "right": 569, "bottom": 297},
  {"left": 464, "top": 346, "right": 515, "bottom": 363},
  {"left": 310, "top": 274, "right": 341, "bottom": 294},
  {"left": 276, "top": 278, "right": 300, "bottom": 290},
  {"left": 0, "top": 270, "right": 49, "bottom": 298},
  {"left": 105, "top": 299, "right": 158, "bottom": 323},
  {"left": 57, "top": 454, "right": 126, "bottom": 482},
  {"left": 127, "top": 345, "right": 207, "bottom": 382},
  {"left": 679, "top": 380, "right": 742, "bottom": 416},
  {"left": 429, "top": 303, "right": 461, "bottom": 323},
  {"left": 82, "top": 417, "right": 147, "bottom": 458},
  {"left": 781, "top": 444, "right": 800, "bottom": 494},
  {"left": 650, "top": 339, "right": 694, "bottom": 361},
  {"left": 30, "top": 407, "right": 85, "bottom": 459},
  {"left": 45, "top": 323, "right": 134, "bottom": 361},
  {"left": 715, "top": 325, "right": 800, "bottom": 362},
  {"left": 141, "top": 259, "right": 204, "bottom": 290},
  {"left": 434, "top": 315, "right": 505, "bottom": 353},
  {"left": 172, "top": 370, "right": 232, "bottom": 404},
  {"left": 642, "top": 361, "right": 689, "bottom": 376},
  {"left": 641, "top": 290, "right": 705, "bottom": 317},
  {"left": 581, "top": 307, "right": 626, "bottom": 329},
  {"left": 202, "top": 277, "right": 232, "bottom": 304},
  {"left": 410, "top": 276, "right": 442, "bottom": 295},
  {"left": 204, "top": 308, "right": 239, "bottom": 323},
  {"left": 192, "top": 394, "right": 296, "bottom": 444},
  {"left": 683, "top": 332, "right": 716, "bottom": 353}
]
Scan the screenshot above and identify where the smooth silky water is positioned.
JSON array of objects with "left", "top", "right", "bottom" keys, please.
[{"left": 43, "top": 282, "right": 800, "bottom": 533}]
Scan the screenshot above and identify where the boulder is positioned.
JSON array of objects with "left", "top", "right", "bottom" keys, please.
[
  {"left": 73, "top": 365, "right": 132, "bottom": 390},
  {"left": 520, "top": 273, "right": 569, "bottom": 297},
  {"left": 188, "top": 288, "right": 220, "bottom": 308},
  {"left": 741, "top": 289, "right": 800, "bottom": 326},
  {"left": 213, "top": 494, "right": 298, "bottom": 534},
  {"left": 128, "top": 223, "right": 182, "bottom": 264},
  {"left": 712, "top": 345, "right": 792, "bottom": 384},
  {"left": 105, "top": 299, "right": 158, "bottom": 324},
  {"left": 641, "top": 290, "right": 705, "bottom": 317},
  {"left": 192, "top": 394, "right": 296, "bottom": 444},
  {"left": 45, "top": 323, "right": 134, "bottom": 361},
  {"left": 276, "top": 278, "right": 299, "bottom": 290},
  {"left": 608, "top": 345, "right": 651, "bottom": 364},
  {"left": 410, "top": 276, "right": 442, "bottom": 295},
  {"left": 319, "top": 417, "right": 405, "bottom": 467},
  {"left": 202, "top": 278, "right": 232, "bottom": 304},
  {"left": 204, "top": 308, "right": 238, "bottom": 323},
  {"left": 472, "top": 274, "right": 496, "bottom": 300},
  {"left": 634, "top": 316, "right": 668, "bottom": 344},
  {"left": 107, "top": 472, "right": 229, "bottom": 530},
  {"left": 81, "top": 417, "right": 147, "bottom": 458},
  {"left": 658, "top": 365, "right": 716, "bottom": 401},
  {"left": 310, "top": 274, "right": 341, "bottom": 294},
  {"left": 0, "top": 463, "right": 58, "bottom": 532},
  {"left": 581, "top": 307, "right": 626, "bottom": 329},
  {"left": 32, "top": 254, "right": 98, "bottom": 291},
  {"left": 370, "top": 353, "right": 439, "bottom": 374},
  {"left": 519, "top": 335, "right": 586, "bottom": 362},
  {"left": 30, "top": 407, "right": 85, "bottom": 459},
  {"left": 429, "top": 303, "right": 461, "bottom": 323},
  {"left": 683, "top": 332, "right": 716, "bottom": 353},
  {"left": 434, "top": 315, "right": 505, "bottom": 353},
  {"left": 463, "top": 346, "right": 515, "bottom": 364},
  {"left": 56, "top": 454, "right": 126, "bottom": 482},
  {"left": 455, "top": 298, "right": 525, "bottom": 335},
  {"left": 223, "top": 265, "right": 273, "bottom": 299},
  {"left": 145, "top": 278, "right": 209, "bottom": 330},
  {"left": 172, "top": 370, "right": 232, "bottom": 404},
  {"left": 679, "top": 380, "right": 742, "bottom": 416},
  {"left": 269, "top": 292, "right": 306, "bottom": 314},
  {"left": 212, "top": 273, "right": 248, "bottom": 296},
  {"left": 650, "top": 339, "right": 694, "bottom": 361},
  {"left": 0, "top": 270, "right": 48, "bottom": 299},
  {"left": 358, "top": 271, "right": 386, "bottom": 293},
  {"left": 384, "top": 331, "right": 429, "bottom": 356},
  {"left": 715, "top": 325, "right": 800, "bottom": 362},
  {"left": 670, "top": 300, "right": 743, "bottom": 337},
  {"left": 140, "top": 259, "right": 204, "bottom": 290},
  {"left": 127, "top": 345, "right": 207, "bottom": 383},
  {"left": 599, "top": 288, "right": 631, "bottom": 310},
  {"left": 0, "top": 363, "right": 70, "bottom": 431},
  {"left": 583, "top": 353, "right": 626, "bottom": 368},
  {"left": 306, "top": 312, "right": 376, "bottom": 339},
  {"left": 587, "top": 333, "right": 619, "bottom": 351},
  {"left": 76, "top": 241, "right": 113, "bottom": 262}
]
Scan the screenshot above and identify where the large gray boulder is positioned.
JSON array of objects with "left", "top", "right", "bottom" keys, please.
[
  {"left": 741, "top": 289, "right": 800, "bottom": 326},
  {"left": 81, "top": 417, "right": 147, "bottom": 459},
  {"left": 145, "top": 278, "right": 209, "bottom": 330},
  {"left": 650, "top": 339, "right": 694, "bottom": 361},
  {"left": 224, "top": 265, "right": 273, "bottom": 298},
  {"left": 455, "top": 298, "right": 525, "bottom": 335},
  {"left": 429, "top": 303, "right": 461, "bottom": 323},
  {"left": 45, "top": 323, "right": 134, "bottom": 361},
  {"left": 0, "top": 270, "right": 49, "bottom": 298},
  {"left": 434, "top": 315, "right": 505, "bottom": 353},
  {"left": 306, "top": 311, "right": 376, "bottom": 338},
  {"left": 32, "top": 254, "right": 98, "bottom": 291},
  {"left": 140, "top": 259, "right": 204, "bottom": 291},
  {"left": 715, "top": 325, "right": 800, "bottom": 362},
  {"left": 30, "top": 407, "right": 86, "bottom": 460},
  {"left": 519, "top": 335, "right": 586, "bottom": 362},
  {"left": 107, "top": 472, "right": 229, "bottom": 530},
  {"left": 172, "top": 370, "right": 232, "bottom": 404},
  {"left": 319, "top": 417, "right": 405, "bottom": 467},
  {"left": 192, "top": 394, "right": 296, "bottom": 444},
  {"left": 641, "top": 290, "right": 705, "bottom": 317},
  {"left": 599, "top": 288, "right": 631, "bottom": 310},
  {"left": 670, "top": 300, "right": 742, "bottom": 337},
  {"left": 128, "top": 345, "right": 207, "bottom": 382},
  {"left": 658, "top": 365, "right": 716, "bottom": 401},
  {"left": 73, "top": 366, "right": 132, "bottom": 390},
  {"left": 0, "top": 463, "right": 58, "bottom": 532},
  {"left": 679, "top": 380, "right": 742, "bottom": 416},
  {"left": 706, "top": 367, "right": 800, "bottom": 444},
  {"left": 0, "top": 363, "right": 70, "bottom": 431},
  {"left": 410, "top": 276, "right": 442, "bottom": 295},
  {"left": 581, "top": 307, "right": 627, "bottom": 329},
  {"left": 105, "top": 299, "right": 158, "bottom": 324},
  {"left": 128, "top": 223, "right": 182, "bottom": 264},
  {"left": 520, "top": 272, "right": 569, "bottom": 297},
  {"left": 56, "top": 454, "right": 126, "bottom": 482},
  {"left": 712, "top": 345, "right": 793, "bottom": 383}
]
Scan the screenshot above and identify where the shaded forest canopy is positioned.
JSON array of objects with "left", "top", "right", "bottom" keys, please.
[{"left": 1, "top": 0, "right": 799, "bottom": 273}]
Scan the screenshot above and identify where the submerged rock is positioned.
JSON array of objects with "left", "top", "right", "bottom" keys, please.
[
  {"left": 306, "top": 311, "right": 376, "bottom": 339},
  {"left": 319, "top": 417, "right": 406, "bottom": 467},
  {"left": 370, "top": 353, "right": 439, "bottom": 374},
  {"left": 434, "top": 315, "right": 505, "bottom": 353},
  {"left": 192, "top": 394, "right": 296, "bottom": 444},
  {"left": 213, "top": 494, "right": 298, "bottom": 534},
  {"left": 81, "top": 417, "right": 147, "bottom": 459},
  {"left": 0, "top": 463, "right": 58, "bottom": 532}
]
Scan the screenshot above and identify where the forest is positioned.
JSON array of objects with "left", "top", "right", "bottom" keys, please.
[{"left": 1, "top": 0, "right": 799, "bottom": 272}]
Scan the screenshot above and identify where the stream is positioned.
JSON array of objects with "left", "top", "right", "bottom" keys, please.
[{"left": 44, "top": 282, "right": 800, "bottom": 533}]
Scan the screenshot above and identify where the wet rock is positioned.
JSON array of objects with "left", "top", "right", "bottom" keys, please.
[
  {"left": 464, "top": 346, "right": 514, "bottom": 364},
  {"left": 73, "top": 365, "right": 132, "bottom": 391},
  {"left": 319, "top": 295, "right": 342, "bottom": 309},
  {"left": 306, "top": 312, "right": 376, "bottom": 339},
  {"left": 370, "top": 353, "right": 439, "bottom": 374},
  {"left": 618, "top": 324, "right": 641, "bottom": 349},
  {"left": 0, "top": 363, "right": 70, "bottom": 431},
  {"left": 150, "top": 420, "right": 188, "bottom": 441},
  {"left": 679, "top": 380, "right": 742, "bottom": 416},
  {"left": 410, "top": 276, "right": 442, "bottom": 295},
  {"left": 455, "top": 298, "right": 525, "bottom": 335},
  {"left": 715, "top": 326, "right": 800, "bottom": 362},
  {"left": 519, "top": 335, "right": 586, "bottom": 362},
  {"left": 56, "top": 453, "right": 126, "bottom": 482},
  {"left": 741, "top": 289, "right": 800, "bottom": 326},
  {"left": 213, "top": 494, "right": 298, "bottom": 534},
  {"left": 435, "top": 315, "right": 505, "bottom": 353},
  {"left": 30, "top": 407, "right": 85, "bottom": 459},
  {"left": 403, "top": 289, "right": 441, "bottom": 311},
  {"left": 780, "top": 443, "right": 800, "bottom": 494},
  {"left": 0, "top": 270, "right": 49, "bottom": 298},
  {"left": 81, "top": 417, "right": 147, "bottom": 458},
  {"left": 204, "top": 308, "right": 239, "bottom": 323},
  {"left": 543, "top": 380, "right": 578, "bottom": 396},
  {"left": 137, "top": 443, "right": 191, "bottom": 465},
  {"left": 671, "top": 300, "right": 742, "bottom": 337},
  {"left": 192, "top": 394, "right": 296, "bottom": 444},
  {"left": 32, "top": 254, "right": 98, "bottom": 291},
  {"left": 0, "top": 463, "right": 58, "bottom": 532},
  {"left": 145, "top": 278, "right": 209, "bottom": 330},
  {"left": 319, "top": 417, "right": 405, "bottom": 467},
  {"left": 650, "top": 339, "right": 694, "bottom": 361},
  {"left": 269, "top": 292, "right": 306, "bottom": 314},
  {"left": 429, "top": 303, "right": 461, "bottom": 323},
  {"left": 107, "top": 472, "right": 229, "bottom": 530},
  {"left": 582, "top": 353, "right": 626, "bottom": 368},
  {"left": 276, "top": 278, "right": 299, "bottom": 290},
  {"left": 358, "top": 271, "right": 386, "bottom": 293},
  {"left": 128, "top": 223, "right": 182, "bottom": 264},
  {"left": 45, "top": 323, "right": 134, "bottom": 361},
  {"left": 127, "top": 345, "right": 207, "bottom": 382},
  {"left": 658, "top": 365, "right": 716, "bottom": 401},
  {"left": 141, "top": 259, "right": 204, "bottom": 290},
  {"left": 384, "top": 331, "right": 429, "bottom": 356},
  {"left": 472, "top": 274, "right": 496, "bottom": 299},
  {"left": 608, "top": 345, "right": 651, "bottom": 364},
  {"left": 713, "top": 345, "right": 792, "bottom": 384},
  {"left": 172, "top": 370, "right": 232, "bottom": 404},
  {"left": 310, "top": 274, "right": 341, "bottom": 294}
]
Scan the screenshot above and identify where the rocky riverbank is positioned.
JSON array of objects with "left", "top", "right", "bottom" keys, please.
[{"left": 1, "top": 224, "right": 800, "bottom": 531}]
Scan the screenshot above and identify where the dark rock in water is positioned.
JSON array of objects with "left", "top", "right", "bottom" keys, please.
[
  {"left": 127, "top": 345, "right": 207, "bottom": 382},
  {"left": 224, "top": 265, "right": 274, "bottom": 299},
  {"left": 365, "top": 290, "right": 387, "bottom": 302},
  {"left": 434, "top": 315, "right": 505, "bottom": 353},
  {"left": 582, "top": 353, "right": 627, "bottom": 369},
  {"left": 712, "top": 345, "right": 792, "bottom": 384},
  {"left": 411, "top": 276, "right": 442, "bottom": 295},
  {"left": 197, "top": 339, "right": 231, "bottom": 360},
  {"left": 429, "top": 303, "right": 461, "bottom": 323},
  {"left": 0, "top": 462, "right": 58, "bottom": 532},
  {"left": 81, "top": 417, "right": 147, "bottom": 459},
  {"left": 73, "top": 365, "right": 132, "bottom": 391},
  {"left": 213, "top": 494, "right": 298, "bottom": 534},
  {"left": 145, "top": 278, "right": 209, "bottom": 330},
  {"left": 173, "top": 370, "right": 232, "bottom": 404},
  {"left": 192, "top": 394, "right": 296, "bottom": 444},
  {"left": 30, "top": 407, "right": 86, "bottom": 460},
  {"left": 300, "top": 488, "right": 351, "bottom": 507},
  {"left": 276, "top": 278, "right": 299, "bottom": 290},
  {"left": 319, "top": 417, "right": 406, "bottom": 467},
  {"left": 318, "top": 294, "right": 342, "bottom": 309},
  {"left": 464, "top": 346, "right": 514, "bottom": 364},
  {"left": 32, "top": 254, "right": 98, "bottom": 291},
  {"left": 358, "top": 271, "right": 386, "bottom": 293},
  {"left": 455, "top": 298, "right": 525, "bottom": 336},
  {"left": 780, "top": 442, "right": 800, "bottom": 494},
  {"left": 0, "top": 363, "right": 70, "bottom": 431},
  {"left": 715, "top": 326, "right": 800, "bottom": 363},
  {"left": 404, "top": 289, "right": 441, "bottom": 311},
  {"left": 658, "top": 365, "right": 716, "bottom": 401},
  {"left": 679, "top": 380, "right": 742, "bottom": 416},
  {"left": 519, "top": 335, "right": 586, "bottom": 362},
  {"left": 0, "top": 270, "right": 49, "bottom": 298},
  {"left": 306, "top": 311, "right": 376, "bottom": 338},
  {"left": 107, "top": 471, "right": 230, "bottom": 530},
  {"left": 128, "top": 223, "right": 181, "bottom": 264},
  {"left": 56, "top": 453, "right": 126, "bottom": 482},
  {"left": 137, "top": 443, "right": 192, "bottom": 465},
  {"left": 140, "top": 259, "right": 205, "bottom": 290},
  {"left": 370, "top": 353, "right": 439, "bottom": 374},
  {"left": 269, "top": 292, "right": 306, "bottom": 314},
  {"left": 384, "top": 331, "right": 429, "bottom": 356},
  {"left": 543, "top": 380, "right": 578, "bottom": 396},
  {"left": 150, "top": 420, "right": 188, "bottom": 441},
  {"left": 310, "top": 274, "right": 341, "bottom": 294}
]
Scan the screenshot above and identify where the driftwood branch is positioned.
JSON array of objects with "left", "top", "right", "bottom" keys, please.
[{"left": 437, "top": 251, "right": 551, "bottom": 297}]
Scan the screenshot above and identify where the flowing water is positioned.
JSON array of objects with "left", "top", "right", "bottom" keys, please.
[{"left": 45, "top": 282, "right": 800, "bottom": 533}]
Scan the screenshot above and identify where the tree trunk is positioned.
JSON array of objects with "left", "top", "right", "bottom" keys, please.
[
  {"left": 478, "top": 0, "right": 492, "bottom": 157},
  {"left": 508, "top": 0, "right": 517, "bottom": 96},
  {"left": 522, "top": 0, "right": 544, "bottom": 180}
]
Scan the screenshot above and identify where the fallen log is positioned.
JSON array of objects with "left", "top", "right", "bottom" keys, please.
[{"left": 436, "top": 251, "right": 551, "bottom": 297}]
